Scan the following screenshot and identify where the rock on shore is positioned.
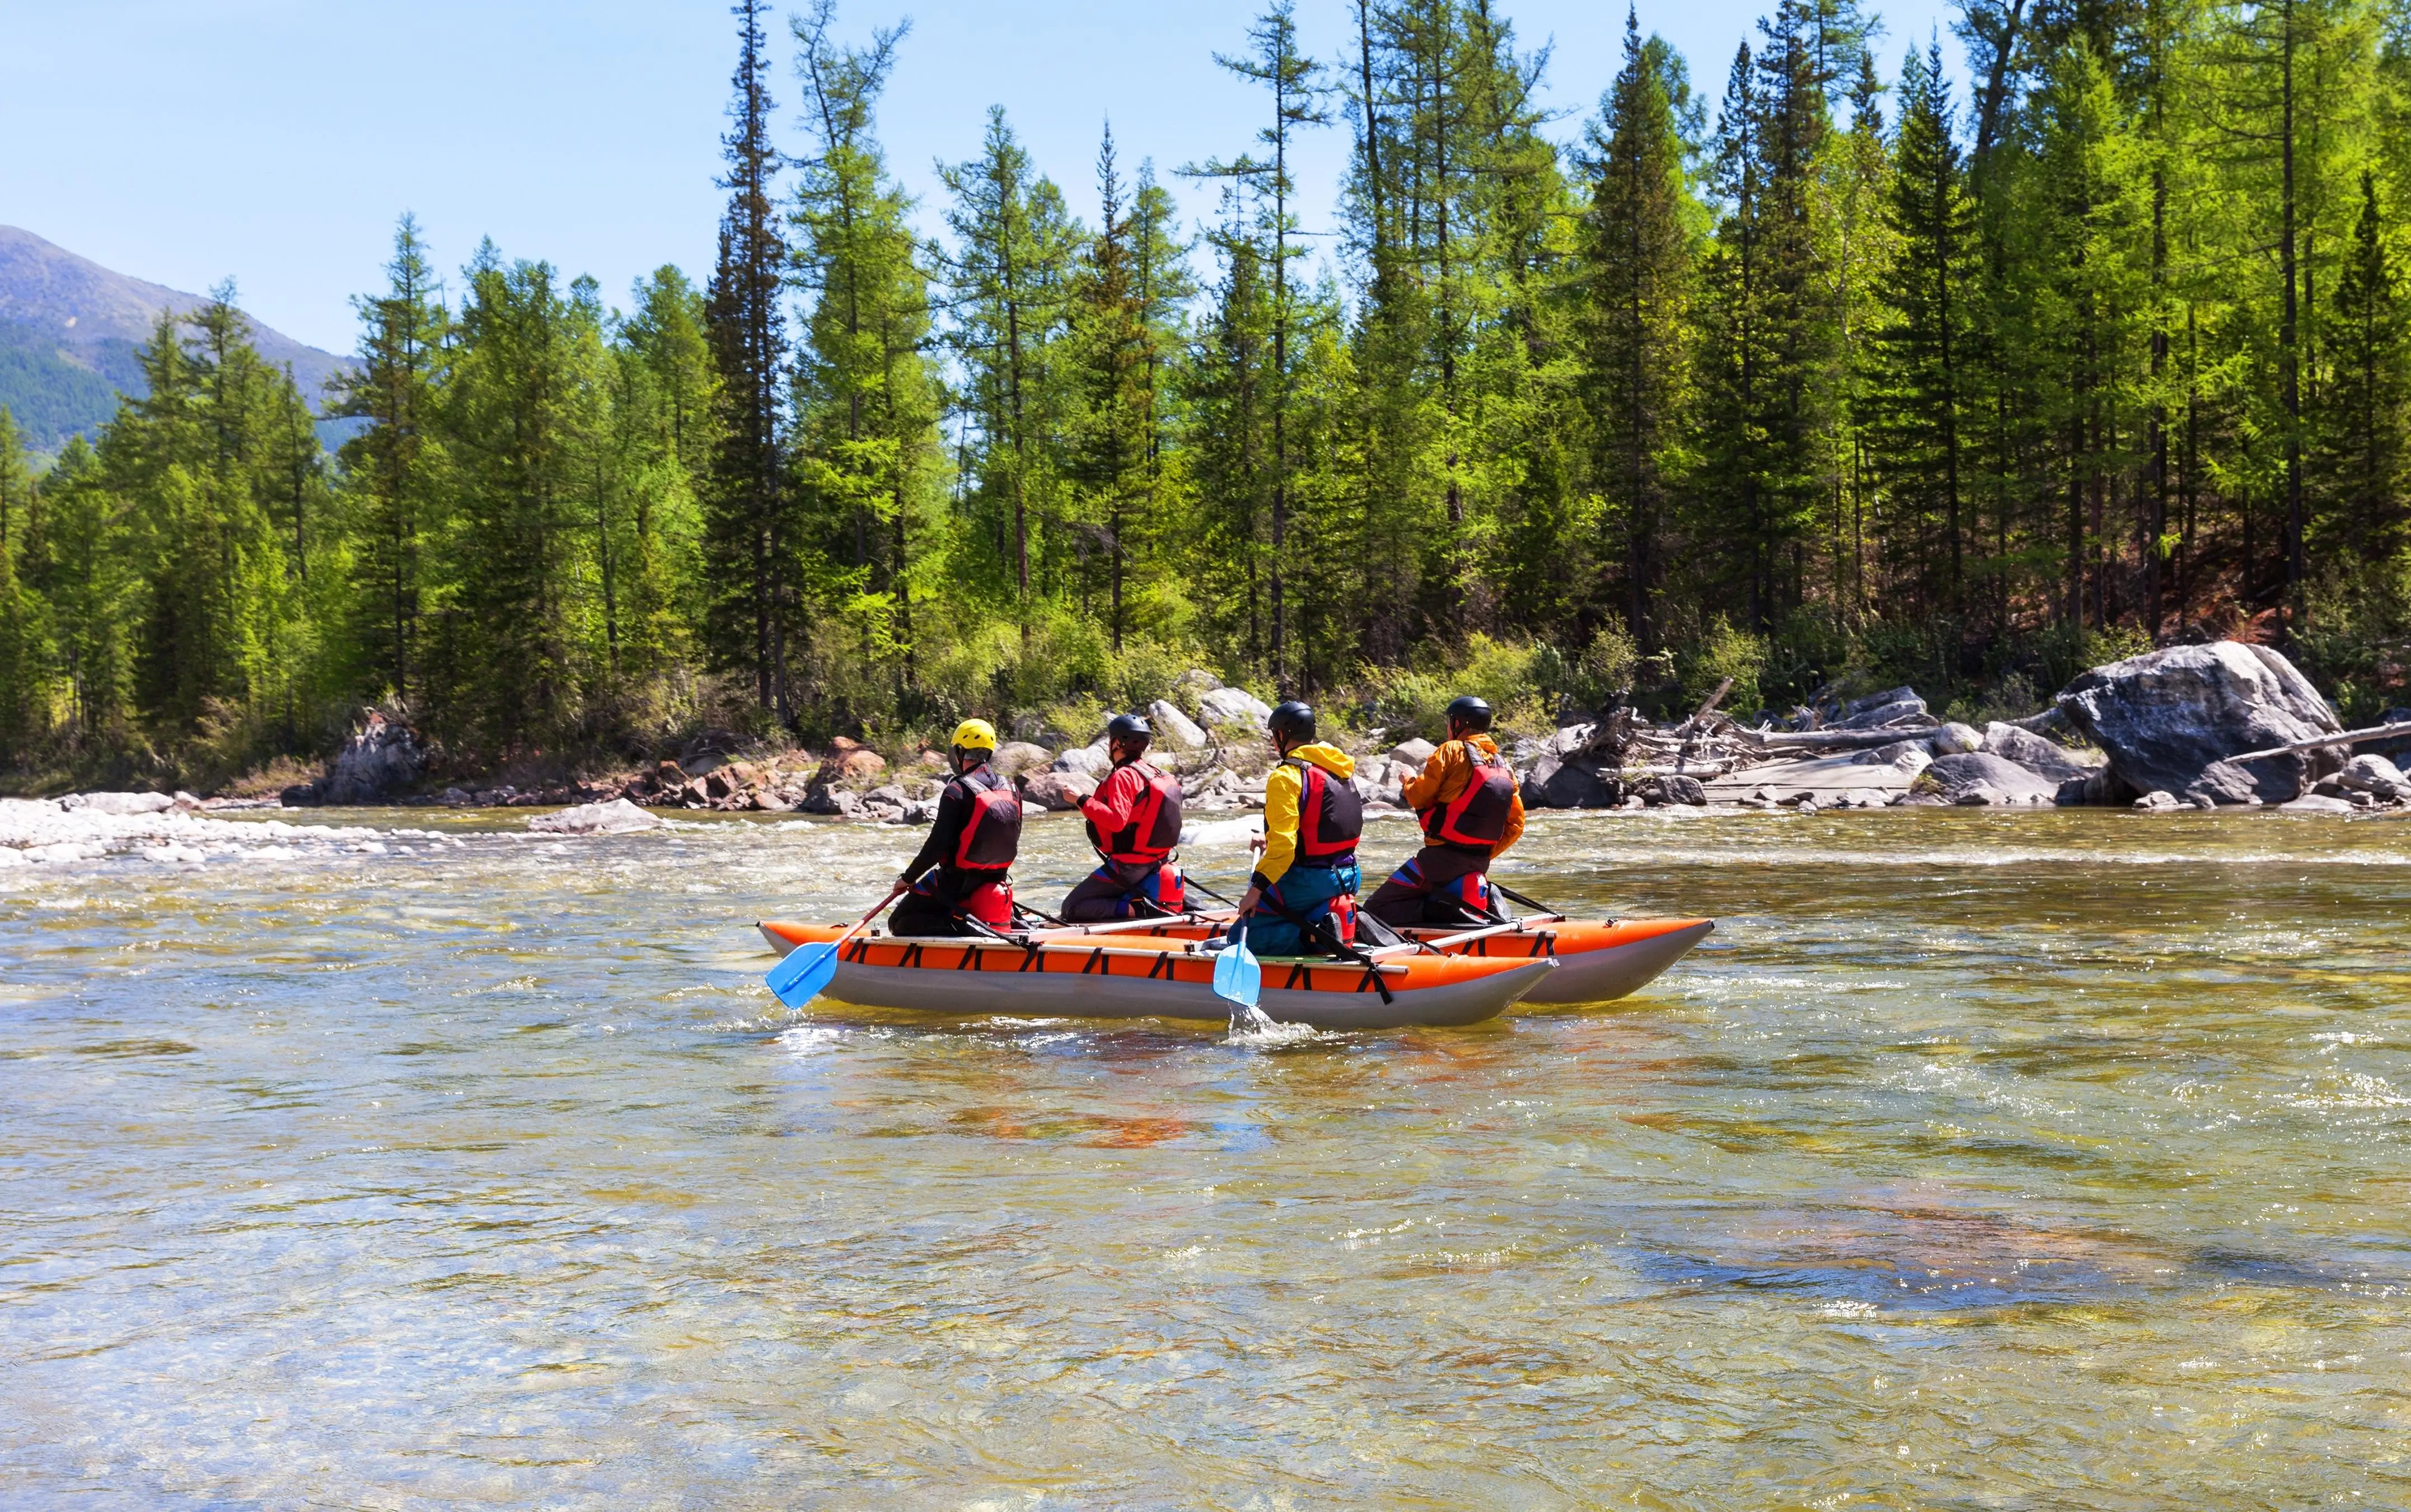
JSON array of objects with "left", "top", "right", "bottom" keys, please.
[{"left": 2056, "top": 642, "right": 2342, "bottom": 804}]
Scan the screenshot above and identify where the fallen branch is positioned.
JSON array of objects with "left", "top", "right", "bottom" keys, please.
[
  {"left": 1751, "top": 726, "right": 1942, "bottom": 752},
  {"left": 2227, "top": 720, "right": 2411, "bottom": 764}
]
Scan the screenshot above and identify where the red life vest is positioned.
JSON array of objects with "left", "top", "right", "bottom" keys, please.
[
  {"left": 1421, "top": 742, "right": 1518, "bottom": 851},
  {"left": 1286, "top": 757, "right": 1364, "bottom": 863},
  {"left": 1099, "top": 760, "right": 1185, "bottom": 865},
  {"left": 952, "top": 766, "right": 1022, "bottom": 870}
]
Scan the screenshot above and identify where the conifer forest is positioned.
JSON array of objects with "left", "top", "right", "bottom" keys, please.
[{"left": 3, "top": 0, "right": 2410, "bottom": 787}]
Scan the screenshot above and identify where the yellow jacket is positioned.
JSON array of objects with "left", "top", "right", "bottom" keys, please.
[
  {"left": 1402, "top": 732, "right": 1525, "bottom": 857},
  {"left": 1255, "top": 742, "right": 1356, "bottom": 886}
]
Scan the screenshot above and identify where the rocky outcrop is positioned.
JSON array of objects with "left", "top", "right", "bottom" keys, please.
[
  {"left": 1146, "top": 701, "right": 1208, "bottom": 750},
  {"left": 1921, "top": 752, "right": 2062, "bottom": 806},
  {"left": 2056, "top": 642, "right": 2342, "bottom": 804},
  {"left": 1050, "top": 741, "right": 1112, "bottom": 779},
  {"left": 991, "top": 741, "right": 1054, "bottom": 777},
  {"left": 1018, "top": 770, "right": 1097, "bottom": 811},
  {"left": 1982, "top": 722, "right": 2092, "bottom": 781},
  {"left": 1197, "top": 687, "right": 1274, "bottom": 732},
  {"left": 1829, "top": 687, "right": 1933, "bottom": 730},
  {"left": 1928, "top": 722, "right": 1985, "bottom": 755},
  {"left": 1852, "top": 740, "right": 1933, "bottom": 778},
  {"left": 308, "top": 711, "right": 423, "bottom": 805}
]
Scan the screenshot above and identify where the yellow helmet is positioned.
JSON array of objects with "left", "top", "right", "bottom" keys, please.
[{"left": 951, "top": 718, "right": 998, "bottom": 753}]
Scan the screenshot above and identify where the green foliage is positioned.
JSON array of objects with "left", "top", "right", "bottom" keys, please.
[{"left": 8, "top": 0, "right": 2411, "bottom": 785}]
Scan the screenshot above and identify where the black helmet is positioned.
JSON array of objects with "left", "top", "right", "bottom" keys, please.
[
  {"left": 1444, "top": 694, "right": 1494, "bottom": 732},
  {"left": 1106, "top": 711, "right": 1153, "bottom": 745},
  {"left": 1268, "top": 700, "right": 1316, "bottom": 744}
]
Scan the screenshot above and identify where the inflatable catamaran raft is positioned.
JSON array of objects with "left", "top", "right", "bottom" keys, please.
[{"left": 756, "top": 912, "right": 1712, "bottom": 1029}]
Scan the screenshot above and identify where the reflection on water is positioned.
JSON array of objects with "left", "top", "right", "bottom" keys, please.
[{"left": 4, "top": 807, "right": 2409, "bottom": 1505}]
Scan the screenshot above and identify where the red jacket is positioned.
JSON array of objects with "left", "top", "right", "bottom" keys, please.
[{"left": 1080, "top": 761, "right": 1154, "bottom": 841}]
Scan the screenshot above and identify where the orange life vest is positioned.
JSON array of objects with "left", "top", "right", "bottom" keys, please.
[{"left": 1421, "top": 742, "right": 1518, "bottom": 852}]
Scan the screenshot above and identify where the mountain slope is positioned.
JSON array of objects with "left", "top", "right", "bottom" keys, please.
[{"left": 0, "top": 225, "right": 350, "bottom": 454}]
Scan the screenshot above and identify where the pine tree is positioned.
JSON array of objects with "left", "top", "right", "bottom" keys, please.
[
  {"left": 2317, "top": 170, "right": 2407, "bottom": 555},
  {"left": 1069, "top": 126, "right": 1154, "bottom": 651},
  {"left": 610, "top": 266, "right": 717, "bottom": 679},
  {"left": 1580, "top": 10, "right": 1697, "bottom": 652},
  {"left": 940, "top": 105, "right": 1080, "bottom": 644},
  {"left": 702, "top": 0, "right": 799, "bottom": 722},
  {"left": 790, "top": 0, "right": 944, "bottom": 714},
  {"left": 1870, "top": 42, "right": 1973, "bottom": 616},
  {"left": 0, "top": 407, "right": 41, "bottom": 751},
  {"left": 331, "top": 215, "right": 448, "bottom": 706},
  {"left": 431, "top": 247, "right": 609, "bottom": 748},
  {"left": 1186, "top": 1, "right": 1327, "bottom": 687}
]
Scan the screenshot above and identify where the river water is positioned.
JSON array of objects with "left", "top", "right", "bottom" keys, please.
[{"left": 4, "top": 806, "right": 2408, "bottom": 1507}]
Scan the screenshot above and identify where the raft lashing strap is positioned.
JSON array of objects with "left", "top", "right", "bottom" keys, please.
[
  {"left": 1082, "top": 947, "right": 1108, "bottom": 976},
  {"left": 1146, "top": 953, "right": 1174, "bottom": 981}
]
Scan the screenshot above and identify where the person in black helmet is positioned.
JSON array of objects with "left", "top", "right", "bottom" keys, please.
[
  {"left": 1062, "top": 713, "right": 1188, "bottom": 920},
  {"left": 1229, "top": 700, "right": 1364, "bottom": 955},
  {"left": 1367, "top": 693, "right": 1526, "bottom": 927}
]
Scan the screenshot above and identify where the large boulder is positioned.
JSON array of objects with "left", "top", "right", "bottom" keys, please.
[
  {"left": 1928, "top": 722, "right": 1985, "bottom": 755},
  {"left": 1922, "top": 752, "right": 2064, "bottom": 806},
  {"left": 1527, "top": 757, "right": 1621, "bottom": 809},
  {"left": 1982, "top": 722, "right": 2093, "bottom": 781},
  {"left": 1018, "top": 770, "right": 1097, "bottom": 811},
  {"left": 1146, "top": 700, "right": 1208, "bottom": 751},
  {"left": 2055, "top": 642, "right": 2341, "bottom": 804},
  {"left": 1651, "top": 773, "right": 1707, "bottom": 807},
  {"left": 1852, "top": 739, "right": 1933, "bottom": 778},
  {"left": 1831, "top": 687, "right": 1931, "bottom": 730},
  {"left": 2338, "top": 753, "right": 2407, "bottom": 801},
  {"left": 991, "top": 741, "right": 1054, "bottom": 778},
  {"left": 322, "top": 713, "right": 423, "bottom": 804},
  {"left": 1051, "top": 740, "right": 1112, "bottom": 778},
  {"left": 1197, "top": 686, "right": 1274, "bottom": 732}
]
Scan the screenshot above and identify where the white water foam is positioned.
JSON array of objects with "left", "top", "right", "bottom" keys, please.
[{"left": 1226, "top": 1004, "right": 1319, "bottom": 1047}]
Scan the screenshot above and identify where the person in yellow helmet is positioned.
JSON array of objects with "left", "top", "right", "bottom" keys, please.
[
  {"left": 891, "top": 719, "right": 1022, "bottom": 936},
  {"left": 1230, "top": 700, "right": 1363, "bottom": 956}
]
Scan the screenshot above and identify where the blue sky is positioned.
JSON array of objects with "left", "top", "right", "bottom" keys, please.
[{"left": 1, "top": 0, "right": 1958, "bottom": 355}]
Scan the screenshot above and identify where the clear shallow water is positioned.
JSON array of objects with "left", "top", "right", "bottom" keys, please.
[{"left": 4, "top": 807, "right": 2409, "bottom": 1508}]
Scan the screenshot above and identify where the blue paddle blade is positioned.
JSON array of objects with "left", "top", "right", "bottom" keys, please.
[
  {"left": 766, "top": 942, "right": 839, "bottom": 1008},
  {"left": 1211, "top": 924, "right": 1261, "bottom": 1009}
]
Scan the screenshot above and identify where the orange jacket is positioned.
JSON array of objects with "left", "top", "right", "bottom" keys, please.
[{"left": 1402, "top": 732, "right": 1525, "bottom": 856}]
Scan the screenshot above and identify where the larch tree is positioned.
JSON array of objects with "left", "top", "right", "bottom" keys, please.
[
  {"left": 1580, "top": 10, "right": 1698, "bottom": 653},
  {"left": 331, "top": 214, "right": 449, "bottom": 707},
  {"left": 703, "top": 0, "right": 799, "bottom": 723}
]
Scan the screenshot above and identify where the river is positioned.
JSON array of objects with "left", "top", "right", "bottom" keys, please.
[{"left": 4, "top": 806, "right": 2407, "bottom": 1506}]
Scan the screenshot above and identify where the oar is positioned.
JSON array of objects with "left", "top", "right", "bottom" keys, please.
[
  {"left": 766, "top": 883, "right": 905, "bottom": 1008},
  {"left": 1211, "top": 918, "right": 1262, "bottom": 1010}
]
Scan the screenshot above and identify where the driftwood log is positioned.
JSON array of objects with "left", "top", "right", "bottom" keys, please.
[{"left": 2229, "top": 719, "right": 2411, "bottom": 764}]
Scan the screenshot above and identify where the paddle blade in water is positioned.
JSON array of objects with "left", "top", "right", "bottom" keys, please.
[
  {"left": 1212, "top": 928, "right": 1261, "bottom": 1010},
  {"left": 766, "top": 942, "right": 839, "bottom": 1008}
]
